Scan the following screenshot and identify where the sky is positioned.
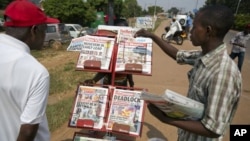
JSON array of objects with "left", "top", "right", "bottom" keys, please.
[{"left": 137, "top": 0, "right": 206, "bottom": 13}]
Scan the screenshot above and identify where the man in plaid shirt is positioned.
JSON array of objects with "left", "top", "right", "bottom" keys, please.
[{"left": 134, "top": 5, "right": 241, "bottom": 141}]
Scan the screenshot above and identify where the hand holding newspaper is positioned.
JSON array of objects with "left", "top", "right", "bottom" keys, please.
[{"left": 140, "top": 89, "right": 204, "bottom": 120}]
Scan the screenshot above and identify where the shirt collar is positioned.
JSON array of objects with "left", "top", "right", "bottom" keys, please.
[
  {"left": 0, "top": 34, "right": 30, "bottom": 53},
  {"left": 200, "top": 44, "right": 227, "bottom": 68}
]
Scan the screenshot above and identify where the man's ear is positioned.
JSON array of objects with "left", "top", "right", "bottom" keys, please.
[
  {"left": 206, "top": 25, "right": 215, "bottom": 36},
  {"left": 30, "top": 25, "right": 37, "bottom": 38}
]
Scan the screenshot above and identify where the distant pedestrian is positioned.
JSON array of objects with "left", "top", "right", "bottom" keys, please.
[
  {"left": 229, "top": 24, "right": 250, "bottom": 71},
  {"left": 185, "top": 13, "right": 193, "bottom": 39}
]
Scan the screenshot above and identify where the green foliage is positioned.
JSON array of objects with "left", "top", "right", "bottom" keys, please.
[
  {"left": 46, "top": 97, "right": 74, "bottom": 132},
  {"left": 205, "top": 0, "right": 250, "bottom": 15},
  {"left": 147, "top": 6, "right": 164, "bottom": 16},
  {"left": 43, "top": 0, "right": 97, "bottom": 26},
  {"left": 0, "top": 0, "right": 12, "bottom": 9},
  {"left": 204, "top": 0, "right": 250, "bottom": 30},
  {"left": 120, "top": 0, "right": 142, "bottom": 18},
  {"left": 234, "top": 14, "right": 250, "bottom": 30},
  {"left": 168, "top": 7, "right": 180, "bottom": 15}
]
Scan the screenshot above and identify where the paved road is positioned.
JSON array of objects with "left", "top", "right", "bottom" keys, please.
[{"left": 51, "top": 20, "right": 250, "bottom": 141}]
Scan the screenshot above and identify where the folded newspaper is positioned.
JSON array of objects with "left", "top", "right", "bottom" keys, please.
[{"left": 140, "top": 89, "right": 204, "bottom": 120}]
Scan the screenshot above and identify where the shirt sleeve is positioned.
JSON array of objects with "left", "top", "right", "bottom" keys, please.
[
  {"left": 20, "top": 74, "right": 50, "bottom": 124},
  {"left": 176, "top": 50, "right": 202, "bottom": 65}
]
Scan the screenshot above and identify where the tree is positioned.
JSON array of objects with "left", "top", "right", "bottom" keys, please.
[
  {"left": 204, "top": 0, "right": 250, "bottom": 30},
  {"left": 0, "top": 0, "right": 12, "bottom": 9},
  {"left": 147, "top": 6, "right": 164, "bottom": 16},
  {"left": 120, "top": 0, "right": 142, "bottom": 18},
  {"left": 168, "top": 7, "right": 180, "bottom": 16},
  {"left": 205, "top": 0, "right": 250, "bottom": 14},
  {"left": 43, "top": 0, "right": 101, "bottom": 26}
]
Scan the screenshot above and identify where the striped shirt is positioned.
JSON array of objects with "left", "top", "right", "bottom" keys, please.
[
  {"left": 176, "top": 44, "right": 242, "bottom": 141},
  {"left": 230, "top": 32, "right": 250, "bottom": 53}
]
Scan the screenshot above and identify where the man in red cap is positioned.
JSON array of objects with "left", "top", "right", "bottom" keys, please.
[{"left": 0, "top": 0, "right": 59, "bottom": 141}]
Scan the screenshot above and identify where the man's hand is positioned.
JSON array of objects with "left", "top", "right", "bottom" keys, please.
[
  {"left": 147, "top": 103, "right": 171, "bottom": 123},
  {"left": 134, "top": 29, "right": 153, "bottom": 38},
  {"left": 232, "top": 42, "right": 245, "bottom": 48}
]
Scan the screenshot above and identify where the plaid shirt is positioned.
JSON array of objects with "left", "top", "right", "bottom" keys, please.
[{"left": 176, "top": 44, "right": 242, "bottom": 141}]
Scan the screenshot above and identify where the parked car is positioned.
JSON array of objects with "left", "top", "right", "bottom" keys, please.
[
  {"left": 44, "top": 23, "right": 72, "bottom": 47},
  {"left": 0, "top": 18, "right": 4, "bottom": 26},
  {"left": 83, "top": 27, "right": 97, "bottom": 35},
  {"left": 0, "top": 18, "right": 5, "bottom": 31},
  {"left": 65, "top": 24, "right": 86, "bottom": 38}
]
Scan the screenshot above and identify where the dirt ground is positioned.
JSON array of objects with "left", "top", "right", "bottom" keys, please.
[{"left": 50, "top": 20, "right": 250, "bottom": 141}]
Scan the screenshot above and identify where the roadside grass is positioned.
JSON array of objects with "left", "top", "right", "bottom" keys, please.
[
  {"left": 31, "top": 19, "right": 164, "bottom": 133},
  {"left": 46, "top": 96, "right": 74, "bottom": 132},
  {"left": 31, "top": 46, "right": 93, "bottom": 132}
]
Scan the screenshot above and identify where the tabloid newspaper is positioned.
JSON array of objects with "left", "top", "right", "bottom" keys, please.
[
  {"left": 97, "top": 25, "right": 153, "bottom": 74},
  {"left": 106, "top": 89, "right": 145, "bottom": 136},
  {"left": 67, "top": 35, "right": 115, "bottom": 70},
  {"left": 69, "top": 86, "right": 109, "bottom": 129},
  {"left": 116, "top": 27, "right": 139, "bottom": 43},
  {"left": 140, "top": 89, "right": 204, "bottom": 120},
  {"left": 97, "top": 25, "right": 139, "bottom": 43},
  {"left": 115, "top": 39, "right": 152, "bottom": 74}
]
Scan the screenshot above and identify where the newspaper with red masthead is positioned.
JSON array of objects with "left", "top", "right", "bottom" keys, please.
[
  {"left": 106, "top": 89, "right": 145, "bottom": 136},
  {"left": 97, "top": 25, "right": 140, "bottom": 44},
  {"left": 67, "top": 35, "right": 115, "bottom": 70},
  {"left": 69, "top": 85, "right": 109, "bottom": 130},
  {"left": 140, "top": 89, "right": 204, "bottom": 120}
]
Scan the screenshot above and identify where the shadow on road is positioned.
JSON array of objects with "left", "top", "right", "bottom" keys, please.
[{"left": 143, "top": 122, "right": 168, "bottom": 141}]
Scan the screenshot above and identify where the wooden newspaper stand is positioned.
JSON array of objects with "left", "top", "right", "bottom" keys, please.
[{"left": 68, "top": 27, "right": 152, "bottom": 140}]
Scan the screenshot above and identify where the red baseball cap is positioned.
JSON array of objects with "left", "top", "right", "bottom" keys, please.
[{"left": 4, "top": 0, "right": 59, "bottom": 27}]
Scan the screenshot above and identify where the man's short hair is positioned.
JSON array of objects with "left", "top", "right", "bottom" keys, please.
[{"left": 198, "top": 5, "right": 234, "bottom": 38}]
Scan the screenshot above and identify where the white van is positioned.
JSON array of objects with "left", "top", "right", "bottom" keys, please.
[
  {"left": 65, "top": 24, "right": 86, "bottom": 38},
  {"left": 44, "top": 23, "right": 72, "bottom": 47}
]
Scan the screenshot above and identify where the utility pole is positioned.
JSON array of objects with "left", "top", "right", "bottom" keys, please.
[
  {"left": 108, "top": 0, "right": 114, "bottom": 25},
  {"left": 154, "top": 0, "right": 157, "bottom": 18},
  {"left": 235, "top": 0, "right": 242, "bottom": 15},
  {"left": 195, "top": 0, "right": 198, "bottom": 9}
]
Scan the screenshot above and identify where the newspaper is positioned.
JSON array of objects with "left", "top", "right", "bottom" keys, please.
[
  {"left": 69, "top": 86, "right": 109, "bottom": 129},
  {"left": 106, "top": 89, "right": 145, "bottom": 136},
  {"left": 135, "top": 16, "right": 155, "bottom": 29},
  {"left": 140, "top": 89, "right": 204, "bottom": 120},
  {"left": 115, "top": 39, "right": 152, "bottom": 74},
  {"left": 74, "top": 136, "right": 109, "bottom": 141},
  {"left": 73, "top": 132, "right": 122, "bottom": 141},
  {"left": 67, "top": 35, "right": 115, "bottom": 70},
  {"left": 117, "top": 27, "right": 139, "bottom": 43}
]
